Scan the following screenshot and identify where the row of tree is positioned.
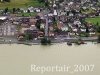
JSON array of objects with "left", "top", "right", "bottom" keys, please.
[
  {"left": 3, "top": 7, "right": 20, "bottom": 14},
  {"left": 0, "top": 0, "right": 10, "bottom": 2}
]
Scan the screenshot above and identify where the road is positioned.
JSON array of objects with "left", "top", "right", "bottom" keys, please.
[{"left": 54, "top": 36, "right": 98, "bottom": 42}]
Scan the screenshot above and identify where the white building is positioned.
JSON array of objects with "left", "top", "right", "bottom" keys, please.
[{"left": 0, "top": 16, "right": 7, "bottom": 20}]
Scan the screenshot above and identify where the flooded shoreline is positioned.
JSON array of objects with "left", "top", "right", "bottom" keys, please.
[{"left": 0, "top": 43, "right": 100, "bottom": 75}]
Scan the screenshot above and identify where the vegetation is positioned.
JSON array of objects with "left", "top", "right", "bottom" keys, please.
[
  {"left": 79, "top": 33, "right": 89, "bottom": 37},
  {"left": 85, "top": 17, "right": 100, "bottom": 25},
  {"left": 81, "top": 8, "right": 95, "bottom": 14},
  {"left": 96, "top": 26, "right": 100, "bottom": 33},
  {"left": 25, "top": 33, "right": 33, "bottom": 40},
  {"left": 85, "top": 17, "right": 100, "bottom": 33},
  {"left": 0, "top": 0, "right": 10, "bottom": 2},
  {"left": 0, "top": 0, "right": 45, "bottom": 9},
  {"left": 19, "top": 12, "right": 38, "bottom": 17},
  {"left": 41, "top": 38, "right": 51, "bottom": 45},
  {"left": 35, "top": 19, "right": 42, "bottom": 29},
  {"left": 97, "top": 35, "right": 100, "bottom": 43}
]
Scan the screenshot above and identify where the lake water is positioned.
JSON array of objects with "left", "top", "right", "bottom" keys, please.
[{"left": 0, "top": 42, "right": 100, "bottom": 75}]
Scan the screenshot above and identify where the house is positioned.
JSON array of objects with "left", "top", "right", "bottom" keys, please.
[
  {"left": 80, "top": 28, "right": 86, "bottom": 32},
  {"left": 0, "top": 16, "right": 7, "bottom": 21},
  {"left": 40, "top": 23, "right": 45, "bottom": 29},
  {"left": 57, "top": 21, "right": 63, "bottom": 29},
  {"left": 35, "top": 8, "right": 41, "bottom": 12},
  {"left": 28, "top": 7, "right": 34, "bottom": 13},
  {"left": 89, "top": 32, "right": 96, "bottom": 36},
  {"left": 73, "top": 28, "right": 78, "bottom": 32},
  {"left": 61, "top": 26, "right": 68, "bottom": 31},
  {"left": 21, "top": 24, "right": 29, "bottom": 27},
  {"left": 17, "top": 34, "right": 25, "bottom": 41},
  {"left": 29, "top": 18, "right": 37, "bottom": 25},
  {"left": 0, "top": 16, "right": 7, "bottom": 24},
  {"left": 53, "top": 10, "right": 57, "bottom": 16},
  {"left": 49, "top": 31, "right": 54, "bottom": 37},
  {"left": 30, "top": 25, "right": 37, "bottom": 30}
]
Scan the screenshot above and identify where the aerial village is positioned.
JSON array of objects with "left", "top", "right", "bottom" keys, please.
[{"left": 0, "top": 0, "right": 100, "bottom": 45}]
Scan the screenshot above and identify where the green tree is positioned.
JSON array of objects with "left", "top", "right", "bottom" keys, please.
[
  {"left": 12, "top": 8, "right": 16, "bottom": 14},
  {"left": 45, "top": 1, "right": 49, "bottom": 7},
  {"left": 27, "top": 9, "right": 30, "bottom": 13},
  {"left": 35, "top": 19, "right": 41, "bottom": 29},
  {"left": 37, "top": 0, "right": 45, "bottom": 3},
  {"left": 25, "top": 33, "right": 33, "bottom": 40},
  {"left": 4, "top": 7, "right": 8, "bottom": 14},
  {"left": 41, "top": 38, "right": 51, "bottom": 45},
  {"left": 4, "top": 0, "right": 10, "bottom": 2},
  {"left": 96, "top": 22, "right": 99, "bottom": 26},
  {"left": 96, "top": 26, "right": 100, "bottom": 33},
  {"left": 98, "top": 35, "right": 100, "bottom": 43}
]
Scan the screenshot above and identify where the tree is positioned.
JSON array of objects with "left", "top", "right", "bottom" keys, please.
[
  {"left": 97, "top": 35, "right": 100, "bottom": 43},
  {"left": 12, "top": 8, "right": 16, "bottom": 14},
  {"left": 71, "top": 10, "right": 76, "bottom": 15},
  {"left": 54, "top": 27, "right": 60, "bottom": 33},
  {"left": 25, "top": 33, "right": 33, "bottom": 40},
  {"left": 37, "top": 0, "right": 45, "bottom": 3},
  {"left": 45, "top": 1, "right": 49, "bottom": 7},
  {"left": 4, "top": 0, "right": 10, "bottom": 2},
  {"left": 35, "top": 19, "right": 41, "bottom": 29},
  {"left": 58, "top": 0, "right": 64, "bottom": 3},
  {"left": 16, "top": 8, "right": 20, "bottom": 13},
  {"left": 96, "top": 26, "right": 100, "bottom": 33},
  {"left": 86, "top": 27, "right": 89, "bottom": 33},
  {"left": 27, "top": 9, "right": 30, "bottom": 13},
  {"left": 4, "top": 7, "right": 8, "bottom": 14},
  {"left": 41, "top": 37, "right": 51, "bottom": 45},
  {"left": 96, "top": 22, "right": 99, "bottom": 26}
]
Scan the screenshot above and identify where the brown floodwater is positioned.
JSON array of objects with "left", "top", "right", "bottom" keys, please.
[{"left": 0, "top": 42, "right": 100, "bottom": 75}]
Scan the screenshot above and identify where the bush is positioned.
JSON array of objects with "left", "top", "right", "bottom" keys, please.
[
  {"left": 79, "top": 33, "right": 89, "bottom": 37},
  {"left": 97, "top": 35, "right": 100, "bottom": 43},
  {"left": 25, "top": 33, "right": 33, "bottom": 40},
  {"left": 96, "top": 26, "right": 100, "bottom": 33},
  {"left": 41, "top": 38, "right": 51, "bottom": 45}
]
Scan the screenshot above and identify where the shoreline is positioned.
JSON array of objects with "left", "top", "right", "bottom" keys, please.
[
  {"left": 0, "top": 40, "right": 99, "bottom": 46},
  {"left": 0, "top": 36, "right": 99, "bottom": 45}
]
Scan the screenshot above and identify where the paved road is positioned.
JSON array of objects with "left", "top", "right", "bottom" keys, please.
[{"left": 55, "top": 36, "right": 98, "bottom": 42}]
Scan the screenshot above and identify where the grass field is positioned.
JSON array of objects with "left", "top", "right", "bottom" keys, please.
[
  {"left": 81, "top": 8, "right": 95, "bottom": 14},
  {"left": 85, "top": 17, "right": 100, "bottom": 25},
  {"left": 18, "top": 12, "right": 38, "bottom": 17},
  {"left": 0, "top": 0, "right": 44, "bottom": 9}
]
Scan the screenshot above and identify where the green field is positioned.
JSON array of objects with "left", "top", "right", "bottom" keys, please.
[
  {"left": 81, "top": 8, "right": 95, "bottom": 14},
  {"left": 18, "top": 12, "right": 38, "bottom": 17},
  {"left": 85, "top": 17, "right": 100, "bottom": 25},
  {"left": 0, "top": 0, "right": 44, "bottom": 9}
]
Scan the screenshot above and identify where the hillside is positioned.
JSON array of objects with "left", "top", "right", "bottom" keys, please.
[{"left": 0, "top": 0, "right": 44, "bottom": 9}]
